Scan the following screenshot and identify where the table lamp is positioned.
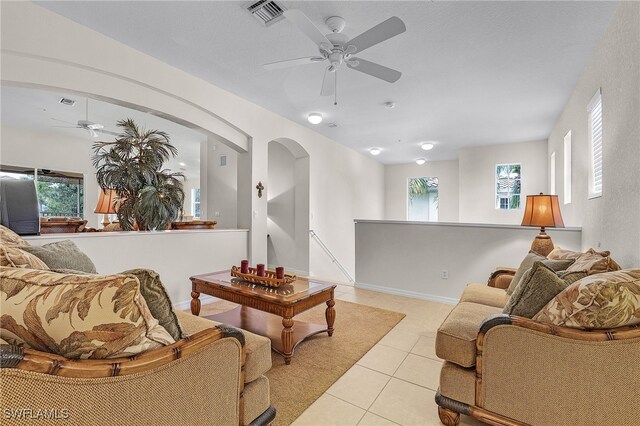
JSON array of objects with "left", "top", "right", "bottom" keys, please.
[
  {"left": 521, "top": 193, "right": 565, "bottom": 257},
  {"left": 94, "top": 189, "right": 118, "bottom": 227}
]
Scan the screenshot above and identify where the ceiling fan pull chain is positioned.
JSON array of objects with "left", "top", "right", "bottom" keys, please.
[{"left": 334, "top": 70, "right": 338, "bottom": 106}]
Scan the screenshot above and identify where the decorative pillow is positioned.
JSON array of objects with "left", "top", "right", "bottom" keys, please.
[
  {"left": 533, "top": 269, "right": 640, "bottom": 329},
  {"left": 21, "top": 240, "right": 97, "bottom": 273},
  {"left": 0, "top": 225, "right": 29, "bottom": 247},
  {"left": 507, "top": 251, "right": 575, "bottom": 295},
  {"left": 547, "top": 247, "right": 582, "bottom": 260},
  {"left": 121, "top": 268, "right": 184, "bottom": 340},
  {"left": 503, "top": 263, "right": 586, "bottom": 318},
  {"left": 0, "top": 267, "right": 174, "bottom": 359},
  {"left": 557, "top": 270, "right": 590, "bottom": 284},
  {"left": 566, "top": 251, "right": 621, "bottom": 275},
  {"left": 0, "top": 245, "right": 49, "bottom": 270}
]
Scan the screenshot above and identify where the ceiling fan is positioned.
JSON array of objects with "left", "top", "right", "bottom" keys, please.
[
  {"left": 263, "top": 10, "right": 406, "bottom": 103},
  {"left": 51, "top": 98, "right": 118, "bottom": 138}
]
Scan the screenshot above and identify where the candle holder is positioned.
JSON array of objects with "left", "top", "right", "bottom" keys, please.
[{"left": 230, "top": 265, "right": 297, "bottom": 288}]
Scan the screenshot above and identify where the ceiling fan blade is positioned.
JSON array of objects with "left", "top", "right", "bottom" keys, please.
[
  {"left": 320, "top": 67, "right": 335, "bottom": 96},
  {"left": 347, "top": 58, "right": 402, "bottom": 83},
  {"left": 346, "top": 16, "right": 406, "bottom": 54},
  {"left": 97, "top": 129, "right": 120, "bottom": 137},
  {"left": 263, "top": 56, "right": 324, "bottom": 70},
  {"left": 283, "top": 10, "right": 332, "bottom": 48}
]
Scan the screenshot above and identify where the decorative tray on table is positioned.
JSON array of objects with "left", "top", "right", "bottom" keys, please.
[{"left": 230, "top": 265, "right": 297, "bottom": 288}]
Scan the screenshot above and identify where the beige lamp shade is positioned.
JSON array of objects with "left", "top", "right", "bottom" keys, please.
[
  {"left": 94, "top": 189, "right": 118, "bottom": 214},
  {"left": 521, "top": 193, "right": 564, "bottom": 257},
  {"left": 521, "top": 193, "right": 565, "bottom": 228}
]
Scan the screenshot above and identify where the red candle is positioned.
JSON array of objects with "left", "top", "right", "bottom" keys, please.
[
  {"left": 256, "top": 264, "right": 265, "bottom": 277},
  {"left": 240, "top": 260, "right": 249, "bottom": 274},
  {"left": 276, "top": 267, "right": 285, "bottom": 279}
]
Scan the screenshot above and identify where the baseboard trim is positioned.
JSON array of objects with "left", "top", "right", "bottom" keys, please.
[
  {"left": 173, "top": 295, "right": 217, "bottom": 311},
  {"left": 355, "top": 282, "right": 459, "bottom": 305}
]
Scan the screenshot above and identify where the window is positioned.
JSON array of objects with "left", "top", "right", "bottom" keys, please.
[
  {"left": 588, "top": 90, "right": 603, "bottom": 198},
  {"left": 191, "top": 188, "right": 201, "bottom": 218},
  {"left": 550, "top": 152, "right": 556, "bottom": 195},
  {"left": 495, "top": 163, "right": 521, "bottom": 209},
  {"left": 564, "top": 131, "right": 572, "bottom": 204},
  {"left": 407, "top": 177, "right": 438, "bottom": 221},
  {"left": 0, "top": 166, "right": 84, "bottom": 218}
]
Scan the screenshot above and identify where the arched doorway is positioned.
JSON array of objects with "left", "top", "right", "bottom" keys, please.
[{"left": 267, "top": 138, "right": 310, "bottom": 275}]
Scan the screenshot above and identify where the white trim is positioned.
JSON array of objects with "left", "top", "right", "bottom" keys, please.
[
  {"left": 23, "top": 228, "right": 249, "bottom": 241},
  {"left": 172, "top": 295, "right": 217, "bottom": 311},
  {"left": 353, "top": 219, "right": 582, "bottom": 232},
  {"left": 355, "top": 282, "right": 459, "bottom": 305}
]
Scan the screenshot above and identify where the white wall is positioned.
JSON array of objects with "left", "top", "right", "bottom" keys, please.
[
  {"left": 459, "top": 140, "right": 548, "bottom": 224},
  {"left": 23, "top": 230, "right": 249, "bottom": 307},
  {"left": 204, "top": 137, "right": 238, "bottom": 228},
  {"left": 0, "top": 125, "right": 102, "bottom": 227},
  {"left": 385, "top": 160, "right": 459, "bottom": 222},
  {"left": 267, "top": 141, "right": 303, "bottom": 273},
  {"left": 0, "top": 2, "right": 386, "bottom": 281},
  {"left": 547, "top": 2, "right": 640, "bottom": 267},
  {"left": 355, "top": 221, "right": 582, "bottom": 302}
]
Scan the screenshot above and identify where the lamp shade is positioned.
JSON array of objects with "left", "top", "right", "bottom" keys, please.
[
  {"left": 94, "top": 189, "right": 118, "bottom": 214},
  {"left": 521, "top": 193, "right": 565, "bottom": 228}
]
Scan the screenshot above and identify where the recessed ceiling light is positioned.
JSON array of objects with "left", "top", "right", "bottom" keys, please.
[
  {"left": 58, "top": 97, "right": 76, "bottom": 106},
  {"left": 416, "top": 158, "right": 426, "bottom": 165},
  {"left": 384, "top": 101, "right": 396, "bottom": 109},
  {"left": 179, "top": 162, "right": 186, "bottom": 167},
  {"left": 370, "top": 148, "right": 381, "bottom": 156},
  {"left": 308, "top": 113, "right": 323, "bottom": 124},
  {"left": 421, "top": 143, "right": 435, "bottom": 151}
]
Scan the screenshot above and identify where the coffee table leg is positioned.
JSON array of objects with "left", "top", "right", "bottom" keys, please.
[
  {"left": 281, "top": 317, "right": 294, "bottom": 365},
  {"left": 191, "top": 291, "right": 201, "bottom": 316},
  {"left": 326, "top": 299, "right": 336, "bottom": 336}
]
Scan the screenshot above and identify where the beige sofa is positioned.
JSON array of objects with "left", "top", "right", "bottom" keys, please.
[{"left": 435, "top": 269, "right": 640, "bottom": 426}]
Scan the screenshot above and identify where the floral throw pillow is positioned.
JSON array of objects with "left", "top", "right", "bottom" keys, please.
[
  {"left": 0, "top": 225, "right": 29, "bottom": 247},
  {"left": 0, "top": 267, "right": 175, "bottom": 359},
  {"left": 566, "top": 250, "right": 621, "bottom": 275},
  {"left": 0, "top": 245, "right": 49, "bottom": 270},
  {"left": 533, "top": 269, "right": 640, "bottom": 329}
]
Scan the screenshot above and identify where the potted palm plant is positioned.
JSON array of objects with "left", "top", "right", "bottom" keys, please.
[{"left": 92, "top": 118, "right": 185, "bottom": 231}]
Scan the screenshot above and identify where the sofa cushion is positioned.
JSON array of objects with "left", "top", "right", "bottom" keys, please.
[
  {"left": 0, "top": 224, "right": 29, "bottom": 247},
  {"left": 176, "top": 310, "right": 272, "bottom": 383},
  {"left": 503, "top": 262, "right": 587, "bottom": 318},
  {"left": 459, "top": 284, "right": 509, "bottom": 308},
  {"left": 439, "top": 361, "right": 475, "bottom": 405},
  {"left": 0, "top": 267, "right": 175, "bottom": 359},
  {"left": 121, "top": 268, "right": 184, "bottom": 341},
  {"left": 507, "top": 252, "right": 575, "bottom": 295},
  {"left": 21, "top": 240, "right": 97, "bottom": 273},
  {"left": 533, "top": 269, "right": 640, "bottom": 329},
  {"left": 243, "top": 375, "right": 271, "bottom": 425},
  {"left": 565, "top": 249, "right": 621, "bottom": 275},
  {"left": 0, "top": 245, "right": 49, "bottom": 270},
  {"left": 436, "top": 302, "right": 502, "bottom": 367}
]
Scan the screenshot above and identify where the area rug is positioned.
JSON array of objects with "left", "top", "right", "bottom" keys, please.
[{"left": 198, "top": 298, "right": 405, "bottom": 425}]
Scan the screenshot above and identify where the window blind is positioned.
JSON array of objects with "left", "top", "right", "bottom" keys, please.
[{"left": 588, "top": 90, "right": 603, "bottom": 197}]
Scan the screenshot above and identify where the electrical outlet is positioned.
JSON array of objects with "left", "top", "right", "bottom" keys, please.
[{"left": 441, "top": 270, "right": 449, "bottom": 279}]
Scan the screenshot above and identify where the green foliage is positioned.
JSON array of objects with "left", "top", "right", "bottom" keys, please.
[
  {"left": 408, "top": 177, "right": 439, "bottom": 206},
  {"left": 37, "top": 181, "right": 83, "bottom": 217},
  {"left": 92, "top": 118, "right": 184, "bottom": 231}
]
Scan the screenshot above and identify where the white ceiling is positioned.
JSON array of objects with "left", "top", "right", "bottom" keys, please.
[
  {"left": 35, "top": 1, "right": 617, "bottom": 164},
  {"left": 0, "top": 86, "right": 205, "bottom": 179}
]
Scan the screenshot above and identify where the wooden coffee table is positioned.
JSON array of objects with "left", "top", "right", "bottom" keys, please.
[{"left": 190, "top": 270, "right": 336, "bottom": 364}]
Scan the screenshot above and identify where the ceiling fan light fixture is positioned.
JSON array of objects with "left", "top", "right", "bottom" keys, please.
[
  {"left": 416, "top": 158, "right": 427, "bottom": 165},
  {"left": 369, "top": 148, "right": 382, "bottom": 156},
  {"left": 421, "top": 142, "right": 435, "bottom": 151},
  {"left": 308, "top": 112, "right": 323, "bottom": 124}
]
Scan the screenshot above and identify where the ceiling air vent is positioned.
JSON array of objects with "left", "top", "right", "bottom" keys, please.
[
  {"left": 58, "top": 97, "right": 76, "bottom": 106},
  {"left": 244, "top": 0, "right": 286, "bottom": 27}
]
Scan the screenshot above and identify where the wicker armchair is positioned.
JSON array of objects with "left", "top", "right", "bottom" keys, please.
[{"left": 1, "top": 325, "right": 276, "bottom": 426}]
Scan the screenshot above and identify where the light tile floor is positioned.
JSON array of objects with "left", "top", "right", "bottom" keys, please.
[{"left": 289, "top": 284, "right": 483, "bottom": 426}]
